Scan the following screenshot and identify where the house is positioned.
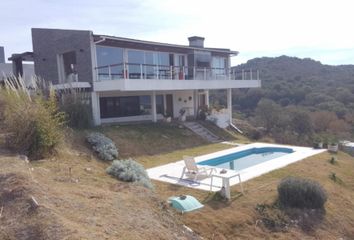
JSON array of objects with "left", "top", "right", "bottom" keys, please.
[
  {"left": 9, "top": 28, "right": 261, "bottom": 125},
  {"left": 0, "top": 46, "right": 35, "bottom": 85}
]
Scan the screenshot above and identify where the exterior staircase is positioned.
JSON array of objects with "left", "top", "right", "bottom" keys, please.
[{"left": 182, "top": 121, "right": 221, "bottom": 143}]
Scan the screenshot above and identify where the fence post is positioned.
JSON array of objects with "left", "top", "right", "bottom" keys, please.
[{"left": 108, "top": 65, "right": 112, "bottom": 80}]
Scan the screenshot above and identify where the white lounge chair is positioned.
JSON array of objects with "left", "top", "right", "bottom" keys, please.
[{"left": 180, "top": 156, "right": 216, "bottom": 181}]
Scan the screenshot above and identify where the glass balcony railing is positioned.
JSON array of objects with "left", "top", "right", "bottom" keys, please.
[{"left": 95, "top": 62, "right": 259, "bottom": 81}]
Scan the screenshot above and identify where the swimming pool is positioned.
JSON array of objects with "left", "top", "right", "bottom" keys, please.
[{"left": 198, "top": 147, "right": 294, "bottom": 171}]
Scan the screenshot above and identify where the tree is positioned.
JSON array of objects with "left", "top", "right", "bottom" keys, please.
[{"left": 255, "top": 98, "right": 282, "bottom": 132}]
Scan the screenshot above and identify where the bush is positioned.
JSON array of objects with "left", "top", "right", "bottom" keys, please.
[
  {"left": 106, "top": 159, "right": 153, "bottom": 189},
  {"left": 277, "top": 177, "right": 327, "bottom": 209},
  {"left": 86, "top": 132, "right": 118, "bottom": 161},
  {"left": 59, "top": 89, "right": 92, "bottom": 129},
  {"left": 1, "top": 77, "right": 65, "bottom": 159}
]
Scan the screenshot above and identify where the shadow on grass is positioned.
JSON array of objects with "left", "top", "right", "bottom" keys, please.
[{"left": 202, "top": 191, "right": 244, "bottom": 210}]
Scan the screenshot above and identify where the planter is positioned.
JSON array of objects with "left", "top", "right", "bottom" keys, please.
[
  {"left": 313, "top": 142, "right": 323, "bottom": 149},
  {"left": 328, "top": 144, "right": 338, "bottom": 153}
]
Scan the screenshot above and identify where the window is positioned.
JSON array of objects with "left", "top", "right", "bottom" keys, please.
[
  {"left": 127, "top": 50, "right": 172, "bottom": 79},
  {"left": 96, "top": 46, "right": 124, "bottom": 80},
  {"left": 100, "top": 95, "right": 156, "bottom": 118},
  {"left": 212, "top": 56, "right": 227, "bottom": 78},
  {"left": 128, "top": 50, "right": 144, "bottom": 79}
]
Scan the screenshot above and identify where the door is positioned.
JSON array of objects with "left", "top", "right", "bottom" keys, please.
[
  {"left": 165, "top": 94, "right": 173, "bottom": 117},
  {"left": 174, "top": 54, "right": 186, "bottom": 79},
  {"left": 199, "top": 93, "right": 206, "bottom": 107}
]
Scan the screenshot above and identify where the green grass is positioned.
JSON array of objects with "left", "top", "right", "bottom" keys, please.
[
  {"left": 92, "top": 122, "right": 240, "bottom": 159},
  {"left": 136, "top": 142, "right": 233, "bottom": 168},
  {"left": 197, "top": 120, "right": 251, "bottom": 143}
]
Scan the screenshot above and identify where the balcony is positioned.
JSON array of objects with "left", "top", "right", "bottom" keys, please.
[{"left": 93, "top": 63, "right": 261, "bottom": 92}]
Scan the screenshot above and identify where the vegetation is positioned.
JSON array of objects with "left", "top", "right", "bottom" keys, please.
[
  {"left": 58, "top": 89, "right": 92, "bottom": 129},
  {"left": 211, "top": 56, "right": 354, "bottom": 145},
  {"left": 86, "top": 132, "right": 118, "bottom": 161},
  {"left": 106, "top": 159, "right": 153, "bottom": 189},
  {"left": 0, "top": 78, "right": 65, "bottom": 159},
  {"left": 277, "top": 177, "right": 327, "bottom": 209}
]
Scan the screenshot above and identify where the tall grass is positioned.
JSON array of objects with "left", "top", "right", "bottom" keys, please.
[
  {"left": 0, "top": 76, "right": 66, "bottom": 159},
  {"left": 58, "top": 88, "right": 92, "bottom": 129}
]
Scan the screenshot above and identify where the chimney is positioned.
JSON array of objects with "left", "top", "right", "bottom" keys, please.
[
  {"left": 0, "top": 46, "right": 4, "bottom": 63},
  {"left": 188, "top": 36, "right": 205, "bottom": 48}
]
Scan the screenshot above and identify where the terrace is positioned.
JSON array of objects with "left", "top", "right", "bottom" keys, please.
[{"left": 93, "top": 63, "right": 261, "bottom": 91}]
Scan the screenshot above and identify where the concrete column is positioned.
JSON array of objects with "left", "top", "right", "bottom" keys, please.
[
  {"left": 227, "top": 88, "right": 232, "bottom": 124},
  {"left": 152, "top": 91, "right": 157, "bottom": 122},
  {"left": 91, "top": 91, "right": 101, "bottom": 126},
  {"left": 205, "top": 90, "right": 210, "bottom": 107},
  {"left": 193, "top": 90, "right": 198, "bottom": 118}
]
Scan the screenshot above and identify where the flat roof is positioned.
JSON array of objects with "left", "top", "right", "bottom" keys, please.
[
  {"left": 8, "top": 52, "right": 34, "bottom": 62},
  {"left": 93, "top": 34, "right": 238, "bottom": 55}
]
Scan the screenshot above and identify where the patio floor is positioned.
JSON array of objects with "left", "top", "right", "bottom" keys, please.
[{"left": 147, "top": 142, "right": 326, "bottom": 192}]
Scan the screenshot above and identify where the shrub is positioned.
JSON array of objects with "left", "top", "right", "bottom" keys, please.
[
  {"left": 1, "top": 77, "right": 65, "bottom": 159},
  {"left": 106, "top": 159, "right": 153, "bottom": 189},
  {"left": 86, "top": 132, "right": 118, "bottom": 161},
  {"left": 277, "top": 177, "right": 327, "bottom": 209},
  {"left": 59, "top": 89, "right": 92, "bottom": 129}
]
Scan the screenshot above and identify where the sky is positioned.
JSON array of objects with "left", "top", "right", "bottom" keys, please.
[{"left": 1, "top": 0, "right": 354, "bottom": 66}]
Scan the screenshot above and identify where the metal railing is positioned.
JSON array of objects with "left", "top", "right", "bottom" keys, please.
[{"left": 95, "top": 62, "right": 259, "bottom": 81}]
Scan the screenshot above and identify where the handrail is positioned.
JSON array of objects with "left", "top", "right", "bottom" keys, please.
[{"left": 95, "top": 62, "right": 260, "bottom": 81}]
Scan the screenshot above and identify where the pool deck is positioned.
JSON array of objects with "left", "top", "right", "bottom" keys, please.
[{"left": 147, "top": 142, "right": 326, "bottom": 192}]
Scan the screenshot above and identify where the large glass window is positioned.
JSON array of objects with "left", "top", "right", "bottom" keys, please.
[
  {"left": 96, "top": 46, "right": 124, "bottom": 80},
  {"left": 127, "top": 50, "right": 172, "bottom": 79},
  {"left": 128, "top": 50, "right": 144, "bottom": 79},
  {"left": 100, "top": 95, "right": 156, "bottom": 118},
  {"left": 158, "top": 53, "right": 170, "bottom": 79},
  {"left": 212, "top": 56, "right": 227, "bottom": 79}
]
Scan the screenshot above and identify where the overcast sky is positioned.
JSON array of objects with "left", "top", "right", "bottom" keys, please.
[{"left": 1, "top": 0, "right": 354, "bottom": 65}]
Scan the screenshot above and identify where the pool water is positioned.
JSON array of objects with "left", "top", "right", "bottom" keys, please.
[{"left": 198, "top": 147, "right": 293, "bottom": 171}]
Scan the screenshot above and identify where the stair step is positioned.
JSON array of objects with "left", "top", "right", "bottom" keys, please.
[{"left": 182, "top": 121, "right": 221, "bottom": 143}]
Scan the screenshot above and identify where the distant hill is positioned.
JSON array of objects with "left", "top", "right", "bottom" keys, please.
[
  {"left": 230, "top": 56, "right": 354, "bottom": 113},
  {"left": 234, "top": 55, "right": 354, "bottom": 86}
]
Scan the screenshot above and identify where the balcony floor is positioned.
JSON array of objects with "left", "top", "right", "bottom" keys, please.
[{"left": 93, "top": 79, "right": 261, "bottom": 91}]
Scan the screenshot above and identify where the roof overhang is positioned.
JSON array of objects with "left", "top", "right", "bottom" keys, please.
[
  {"left": 8, "top": 52, "right": 34, "bottom": 62},
  {"left": 93, "top": 35, "right": 238, "bottom": 56}
]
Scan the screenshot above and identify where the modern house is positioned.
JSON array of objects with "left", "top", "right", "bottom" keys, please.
[{"left": 9, "top": 28, "right": 261, "bottom": 126}]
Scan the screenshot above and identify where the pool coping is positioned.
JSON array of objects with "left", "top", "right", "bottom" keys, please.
[{"left": 147, "top": 142, "right": 326, "bottom": 192}]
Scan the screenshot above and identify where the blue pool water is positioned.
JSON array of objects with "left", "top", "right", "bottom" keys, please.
[{"left": 198, "top": 147, "right": 294, "bottom": 171}]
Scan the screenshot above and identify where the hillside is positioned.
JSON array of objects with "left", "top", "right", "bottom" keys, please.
[
  {"left": 209, "top": 56, "right": 354, "bottom": 144},
  {"left": 0, "top": 126, "right": 209, "bottom": 240},
  {"left": 1, "top": 124, "right": 354, "bottom": 239},
  {"left": 231, "top": 56, "right": 354, "bottom": 110}
]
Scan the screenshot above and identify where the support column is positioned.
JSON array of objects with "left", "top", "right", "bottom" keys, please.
[
  {"left": 152, "top": 91, "right": 157, "bottom": 122},
  {"left": 205, "top": 90, "right": 210, "bottom": 107},
  {"left": 91, "top": 91, "right": 101, "bottom": 126},
  {"left": 227, "top": 88, "right": 232, "bottom": 124},
  {"left": 193, "top": 90, "right": 198, "bottom": 118}
]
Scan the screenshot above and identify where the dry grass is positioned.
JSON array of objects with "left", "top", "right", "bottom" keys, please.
[
  {"left": 0, "top": 131, "right": 201, "bottom": 240},
  {"left": 1, "top": 122, "right": 354, "bottom": 239}
]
